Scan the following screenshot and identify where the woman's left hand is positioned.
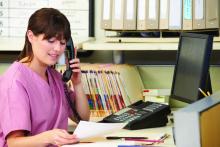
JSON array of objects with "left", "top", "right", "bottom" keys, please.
[{"left": 69, "top": 58, "right": 82, "bottom": 86}]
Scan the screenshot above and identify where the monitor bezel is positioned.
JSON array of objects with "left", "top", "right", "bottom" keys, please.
[{"left": 170, "top": 33, "right": 213, "bottom": 103}]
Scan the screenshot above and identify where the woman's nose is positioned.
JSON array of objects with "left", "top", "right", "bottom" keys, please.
[{"left": 54, "top": 42, "right": 62, "bottom": 51}]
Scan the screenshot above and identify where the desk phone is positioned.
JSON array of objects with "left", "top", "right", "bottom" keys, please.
[{"left": 100, "top": 100, "right": 171, "bottom": 130}]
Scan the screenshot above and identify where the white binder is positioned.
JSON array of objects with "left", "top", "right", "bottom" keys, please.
[
  {"left": 111, "top": 0, "right": 125, "bottom": 30},
  {"left": 206, "top": 0, "right": 220, "bottom": 29},
  {"left": 183, "top": 0, "right": 193, "bottom": 30},
  {"left": 193, "top": 0, "right": 205, "bottom": 29},
  {"left": 124, "top": 0, "right": 137, "bottom": 30},
  {"left": 137, "top": 0, "right": 159, "bottom": 30},
  {"left": 101, "top": 0, "right": 113, "bottom": 29},
  {"left": 169, "top": 0, "right": 182, "bottom": 30},
  {"left": 159, "top": 0, "right": 169, "bottom": 30}
]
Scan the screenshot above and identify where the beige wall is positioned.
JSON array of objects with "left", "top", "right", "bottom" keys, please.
[
  {"left": 1, "top": 64, "right": 220, "bottom": 93},
  {"left": 138, "top": 65, "right": 220, "bottom": 92}
]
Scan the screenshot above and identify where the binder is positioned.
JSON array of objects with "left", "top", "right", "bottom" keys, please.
[
  {"left": 124, "top": 0, "right": 137, "bottom": 30},
  {"left": 193, "top": 0, "right": 205, "bottom": 29},
  {"left": 159, "top": 0, "right": 169, "bottom": 30},
  {"left": 206, "top": 0, "right": 220, "bottom": 29},
  {"left": 111, "top": 0, "right": 125, "bottom": 30},
  {"left": 169, "top": 0, "right": 182, "bottom": 30},
  {"left": 101, "top": 0, "right": 112, "bottom": 29},
  {"left": 137, "top": 0, "right": 159, "bottom": 30},
  {"left": 183, "top": 0, "right": 193, "bottom": 30}
]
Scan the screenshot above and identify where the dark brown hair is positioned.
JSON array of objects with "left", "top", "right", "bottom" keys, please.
[{"left": 18, "top": 8, "right": 71, "bottom": 62}]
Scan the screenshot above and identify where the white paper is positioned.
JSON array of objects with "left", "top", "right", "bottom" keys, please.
[
  {"left": 195, "top": 0, "right": 204, "bottom": 19},
  {"left": 160, "top": 0, "right": 168, "bottom": 19},
  {"left": 169, "top": 0, "right": 182, "bottom": 29},
  {"left": 149, "top": 0, "right": 156, "bottom": 19},
  {"left": 103, "top": 0, "right": 111, "bottom": 20},
  {"left": 126, "top": 0, "right": 134, "bottom": 20},
  {"left": 73, "top": 121, "right": 127, "bottom": 140}
]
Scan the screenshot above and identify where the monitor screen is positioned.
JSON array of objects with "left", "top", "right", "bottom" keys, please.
[{"left": 170, "top": 33, "right": 213, "bottom": 103}]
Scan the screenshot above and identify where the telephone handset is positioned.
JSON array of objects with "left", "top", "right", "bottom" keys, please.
[
  {"left": 62, "top": 37, "right": 75, "bottom": 82},
  {"left": 62, "top": 37, "right": 81, "bottom": 122}
]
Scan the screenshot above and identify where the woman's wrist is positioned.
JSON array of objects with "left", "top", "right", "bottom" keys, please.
[{"left": 73, "top": 81, "right": 83, "bottom": 90}]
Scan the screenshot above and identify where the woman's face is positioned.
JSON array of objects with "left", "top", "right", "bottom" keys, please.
[{"left": 27, "top": 30, "right": 66, "bottom": 66}]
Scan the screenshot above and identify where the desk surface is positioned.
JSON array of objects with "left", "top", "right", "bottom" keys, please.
[{"left": 67, "top": 118, "right": 176, "bottom": 147}]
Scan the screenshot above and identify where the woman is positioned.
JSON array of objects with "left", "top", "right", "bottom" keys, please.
[{"left": 0, "top": 8, "right": 90, "bottom": 147}]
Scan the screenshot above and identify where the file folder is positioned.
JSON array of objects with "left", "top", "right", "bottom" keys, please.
[
  {"left": 206, "top": 0, "right": 220, "bottom": 29},
  {"left": 193, "top": 0, "right": 205, "bottom": 29},
  {"left": 169, "top": 0, "right": 182, "bottom": 30},
  {"left": 101, "top": 0, "right": 112, "bottom": 29},
  {"left": 112, "top": 0, "right": 125, "bottom": 30},
  {"left": 159, "top": 0, "right": 169, "bottom": 30},
  {"left": 124, "top": 0, "right": 137, "bottom": 30},
  {"left": 137, "top": 0, "right": 159, "bottom": 30},
  {"left": 183, "top": 0, "right": 193, "bottom": 30}
]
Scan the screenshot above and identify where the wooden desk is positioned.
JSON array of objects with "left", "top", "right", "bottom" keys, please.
[{"left": 67, "top": 118, "right": 176, "bottom": 147}]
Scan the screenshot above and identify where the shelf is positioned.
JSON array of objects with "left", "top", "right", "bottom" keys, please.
[
  {"left": 2, "top": 37, "right": 220, "bottom": 51},
  {"left": 82, "top": 37, "right": 220, "bottom": 51},
  {"left": 83, "top": 40, "right": 178, "bottom": 50},
  {"left": 0, "top": 37, "right": 88, "bottom": 51}
]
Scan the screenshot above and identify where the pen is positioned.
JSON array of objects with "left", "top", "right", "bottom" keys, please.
[
  {"left": 118, "top": 145, "right": 161, "bottom": 147},
  {"left": 198, "top": 88, "right": 208, "bottom": 97},
  {"left": 106, "top": 136, "right": 148, "bottom": 140},
  {"left": 124, "top": 138, "right": 164, "bottom": 143}
]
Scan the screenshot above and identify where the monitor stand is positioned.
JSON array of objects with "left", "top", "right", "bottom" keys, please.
[{"left": 204, "top": 71, "right": 212, "bottom": 95}]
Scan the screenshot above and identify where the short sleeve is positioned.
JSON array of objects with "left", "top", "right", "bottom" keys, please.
[{"left": 0, "top": 80, "right": 31, "bottom": 139}]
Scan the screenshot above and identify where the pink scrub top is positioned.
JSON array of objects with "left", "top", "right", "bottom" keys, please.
[{"left": 0, "top": 61, "right": 74, "bottom": 147}]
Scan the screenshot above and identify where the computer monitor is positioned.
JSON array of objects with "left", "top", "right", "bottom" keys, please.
[{"left": 170, "top": 33, "right": 213, "bottom": 103}]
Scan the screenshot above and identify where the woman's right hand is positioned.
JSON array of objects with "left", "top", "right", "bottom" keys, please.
[{"left": 41, "top": 129, "right": 79, "bottom": 146}]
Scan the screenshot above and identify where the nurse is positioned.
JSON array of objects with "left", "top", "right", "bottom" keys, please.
[{"left": 0, "top": 8, "right": 90, "bottom": 147}]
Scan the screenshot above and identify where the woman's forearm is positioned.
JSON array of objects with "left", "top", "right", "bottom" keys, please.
[
  {"left": 7, "top": 133, "right": 49, "bottom": 147},
  {"left": 73, "top": 82, "right": 90, "bottom": 120}
]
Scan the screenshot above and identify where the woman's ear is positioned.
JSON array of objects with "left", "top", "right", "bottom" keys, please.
[{"left": 26, "top": 30, "right": 34, "bottom": 43}]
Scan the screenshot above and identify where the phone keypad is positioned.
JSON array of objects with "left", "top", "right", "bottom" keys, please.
[{"left": 112, "top": 102, "right": 163, "bottom": 123}]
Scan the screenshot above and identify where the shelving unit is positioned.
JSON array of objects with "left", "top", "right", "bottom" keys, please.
[{"left": 82, "top": 37, "right": 220, "bottom": 50}]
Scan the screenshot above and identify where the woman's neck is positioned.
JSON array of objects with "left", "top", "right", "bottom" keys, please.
[{"left": 20, "top": 57, "right": 48, "bottom": 82}]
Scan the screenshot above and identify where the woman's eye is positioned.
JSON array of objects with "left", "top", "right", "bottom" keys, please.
[
  {"left": 60, "top": 42, "right": 66, "bottom": 45},
  {"left": 48, "top": 39, "right": 55, "bottom": 43}
]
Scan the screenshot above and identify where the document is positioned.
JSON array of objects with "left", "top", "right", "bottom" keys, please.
[{"left": 73, "top": 121, "right": 127, "bottom": 140}]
